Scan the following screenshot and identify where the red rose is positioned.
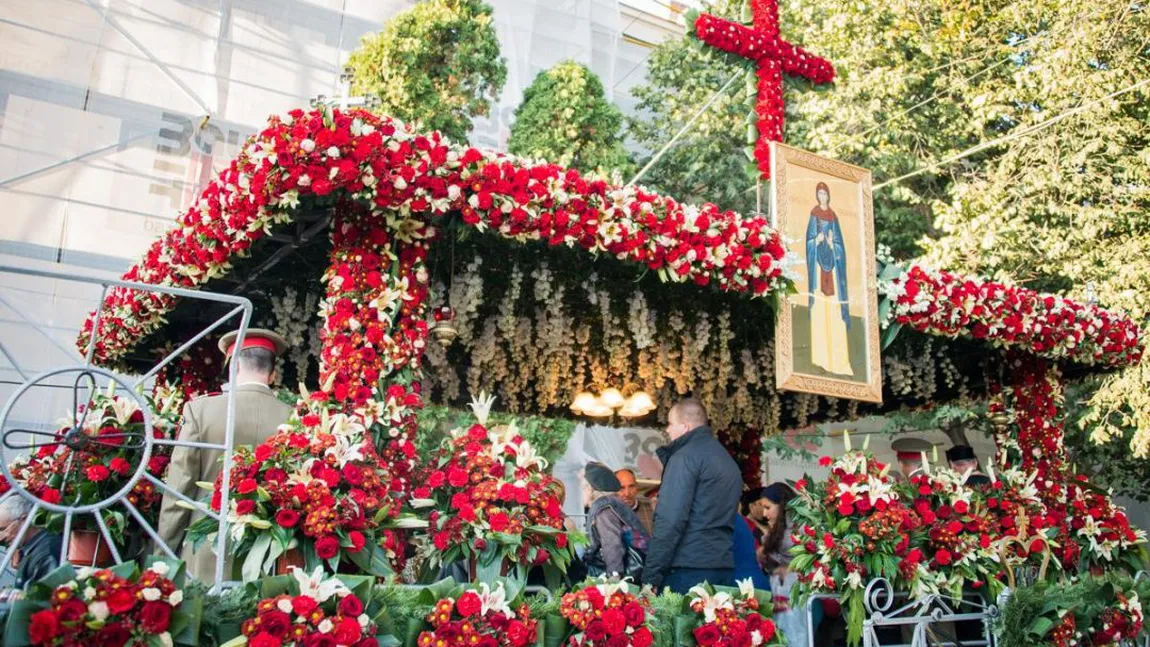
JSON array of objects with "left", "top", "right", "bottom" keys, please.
[
  {"left": 261, "top": 609, "right": 293, "bottom": 637},
  {"left": 276, "top": 509, "right": 300, "bottom": 528},
  {"left": 433, "top": 532, "right": 450, "bottom": 551},
  {"left": 584, "top": 621, "right": 607, "bottom": 642},
  {"left": 255, "top": 444, "right": 275, "bottom": 463},
  {"left": 428, "top": 471, "right": 446, "bottom": 488},
  {"left": 506, "top": 620, "right": 534, "bottom": 647},
  {"left": 106, "top": 587, "right": 137, "bottom": 614},
  {"left": 315, "top": 535, "right": 340, "bottom": 559},
  {"left": 953, "top": 500, "right": 969, "bottom": 514},
  {"left": 55, "top": 598, "right": 87, "bottom": 622},
  {"left": 238, "top": 478, "right": 258, "bottom": 494},
  {"left": 98, "top": 623, "right": 131, "bottom": 647},
  {"left": 334, "top": 617, "right": 363, "bottom": 644},
  {"left": 40, "top": 488, "right": 61, "bottom": 504},
  {"left": 447, "top": 467, "right": 469, "bottom": 488},
  {"left": 250, "top": 632, "right": 283, "bottom": 647},
  {"left": 818, "top": 456, "right": 833, "bottom": 467},
  {"left": 338, "top": 594, "right": 364, "bottom": 617},
  {"left": 633, "top": 627, "right": 654, "bottom": 647},
  {"left": 109, "top": 457, "right": 132, "bottom": 476},
  {"left": 606, "top": 635, "right": 630, "bottom": 647},
  {"left": 86, "top": 465, "right": 111, "bottom": 482},
  {"left": 935, "top": 549, "right": 953, "bottom": 566},
  {"left": 29, "top": 609, "right": 59, "bottom": 644},
  {"left": 601, "top": 608, "right": 627, "bottom": 636},
  {"left": 760, "top": 619, "right": 777, "bottom": 642},
  {"left": 693, "top": 624, "right": 722, "bottom": 646},
  {"left": 622, "top": 602, "right": 645, "bottom": 627},
  {"left": 236, "top": 499, "right": 256, "bottom": 515},
  {"left": 347, "top": 530, "right": 366, "bottom": 553},
  {"left": 488, "top": 512, "right": 510, "bottom": 533},
  {"left": 140, "top": 600, "right": 173, "bottom": 633},
  {"left": 456, "top": 591, "right": 482, "bottom": 617}
]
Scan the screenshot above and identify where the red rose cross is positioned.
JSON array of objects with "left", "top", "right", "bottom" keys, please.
[{"left": 694, "top": 0, "right": 835, "bottom": 179}]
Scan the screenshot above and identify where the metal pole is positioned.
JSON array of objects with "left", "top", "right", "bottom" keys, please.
[
  {"left": 213, "top": 305, "right": 249, "bottom": 590},
  {"left": 627, "top": 70, "right": 746, "bottom": 187}
]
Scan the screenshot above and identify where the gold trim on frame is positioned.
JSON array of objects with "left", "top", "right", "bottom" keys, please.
[{"left": 771, "top": 142, "right": 883, "bottom": 404}]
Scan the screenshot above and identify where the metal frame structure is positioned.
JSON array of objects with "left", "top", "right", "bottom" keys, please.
[
  {"left": 803, "top": 579, "right": 999, "bottom": 647},
  {"left": 0, "top": 264, "right": 251, "bottom": 591}
]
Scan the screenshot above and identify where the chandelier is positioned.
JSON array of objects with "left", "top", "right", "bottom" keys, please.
[{"left": 570, "top": 387, "right": 656, "bottom": 419}]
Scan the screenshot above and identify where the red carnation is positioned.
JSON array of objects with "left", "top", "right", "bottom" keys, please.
[
  {"left": 276, "top": 509, "right": 300, "bottom": 528},
  {"left": 249, "top": 632, "right": 283, "bottom": 647},
  {"left": 456, "top": 591, "right": 482, "bottom": 617},
  {"left": 693, "top": 624, "right": 722, "bottom": 646},
  {"left": 292, "top": 595, "right": 319, "bottom": 617},
  {"left": 507, "top": 620, "right": 534, "bottom": 647},
  {"left": 140, "top": 601, "right": 173, "bottom": 633},
  {"left": 347, "top": 530, "right": 366, "bottom": 553},
  {"left": 633, "top": 627, "right": 654, "bottom": 647},
  {"left": 818, "top": 455, "right": 833, "bottom": 467},
  {"left": 109, "top": 457, "right": 132, "bottom": 476},
  {"left": 236, "top": 499, "right": 256, "bottom": 515},
  {"left": 488, "top": 512, "right": 510, "bottom": 533},
  {"left": 934, "top": 549, "right": 953, "bottom": 566},
  {"left": 601, "top": 608, "right": 627, "bottom": 636},
  {"left": 29, "top": 609, "right": 60, "bottom": 644},
  {"left": 315, "top": 535, "right": 340, "bottom": 559},
  {"left": 237, "top": 478, "right": 258, "bottom": 494},
  {"left": 86, "top": 465, "right": 111, "bottom": 482},
  {"left": 97, "top": 623, "right": 131, "bottom": 647},
  {"left": 622, "top": 602, "right": 645, "bottom": 627},
  {"left": 334, "top": 617, "right": 363, "bottom": 644},
  {"left": 427, "top": 471, "right": 446, "bottom": 488},
  {"left": 447, "top": 467, "right": 469, "bottom": 488},
  {"left": 584, "top": 621, "right": 607, "bottom": 642}
]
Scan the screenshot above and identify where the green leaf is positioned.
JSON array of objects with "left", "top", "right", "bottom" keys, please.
[
  {"left": 346, "top": 543, "right": 396, "bottom": 578},
  {"left": 242, "top": 533, "right": 272, "bottom": 582},
  {"left": 1026, "top": 617, "right": 1055, "bottom": 638}
]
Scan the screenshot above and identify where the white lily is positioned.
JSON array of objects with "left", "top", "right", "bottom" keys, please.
[
  {"left": 514, "top": 440, "right": 548, "bottom": 471},
  {"left": 325, "top": 433, "right": 366, "bottom": 468},
  {"left": 688, "top": 587, "right": 734, "bottom": 622},
  {"left": 476, "top": 582, "right": 513, "bottom": 616},
  {"left": 286, "top": 457, "right": 319, "bottom": 486},
  {"left": 468, "top": 391, "right": 497, "bottom": 426},
  {"left": 109, "top": 394, "right": 141, "bottom": 426},
  {"left": 290, "top": 566, "right": 350, "bottom": 603},
  {"left": 736, "top": 578, "right": 756, "bottom": 600},
  {"left": 327, "top": 413, "right": 365, "bottom": 438}
]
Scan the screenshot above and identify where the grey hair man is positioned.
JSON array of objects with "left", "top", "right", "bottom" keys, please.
[{"left": 0, "top": 495, "right": 62, "bottom": 593}]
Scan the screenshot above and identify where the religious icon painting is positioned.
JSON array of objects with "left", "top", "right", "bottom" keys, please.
[{"left": 770, "top": 142, "right": 883, "bottom": 403}]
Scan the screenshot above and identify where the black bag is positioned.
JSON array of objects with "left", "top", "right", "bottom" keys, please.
[{"left": 583, "top": 508, "right": 646, "bottom": 582}]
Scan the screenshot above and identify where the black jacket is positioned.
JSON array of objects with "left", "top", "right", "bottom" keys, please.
[{"left": 642, "top": 425, "right": 742, "bottom": 589}]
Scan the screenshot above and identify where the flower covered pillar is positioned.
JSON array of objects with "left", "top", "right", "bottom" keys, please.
[{"left": 317, "top": 203, "right": 436, "bottom": 493}]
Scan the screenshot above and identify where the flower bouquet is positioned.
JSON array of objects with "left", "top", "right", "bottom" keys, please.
[
  {"left": 187, "top": 388, "right": 426, "bottom": 581},
  {"left": 789, "top": 447, "right": 920, "bottom": 645},
  {"left": 998, "top": 573, "right": 1150, "bottom": 647},
  {"left": 222, "top": 566, "right": 385, "bottom": 647},
  {"left": 416, "top": 579, "right": 539, "bottom": 647},
  {"left": 2, "top": 558, "right": 201, "bottom": 647},
  {"left": 1053, "top": 476, "right": 1147, "bottom": 574},
  {"left": 900, "top": 466, "right": 1002, "bottom": 600},
  {"left": 5, "top": 384, "right": 181, "bottom": 561},
  {"left": 411, "top": 395, "right": 580, "bottom": 585},
  {"left": 559, "top": 579, "right": 654, "bottom": 647},
  {"left": 683, "top": 581, "right": 783, "bottom": 647}
]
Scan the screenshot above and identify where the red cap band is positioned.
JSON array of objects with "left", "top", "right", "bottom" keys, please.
[
  {"left": 896, "top": 451, "right": 922, "bottom": 461},
  {"left": 225, "top": 337, "right": 278, "bottom": 357}
]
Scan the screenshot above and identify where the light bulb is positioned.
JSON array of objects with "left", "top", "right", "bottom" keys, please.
[
  {"left": 571, "top": 391, "right": 597, "bottom": 414},
  {"left": 599, "top": 388, "right": 625, "bottom": 409}
]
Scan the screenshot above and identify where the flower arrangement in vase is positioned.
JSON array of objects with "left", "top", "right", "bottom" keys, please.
[
  {"left": 5, "top": 558, "right": 200, "bottom": 647},
  {"left": 411, "top": 393, "right": 581, "bottom": 585},
  {"left": 186, "top": 388, "right": 426, "bottom": 581},
  {"left": 559, "top": 579, "right": 654, "bottom": 647},
  {"left": 685, "top": 581, "right": 784, "bottom": 647}
]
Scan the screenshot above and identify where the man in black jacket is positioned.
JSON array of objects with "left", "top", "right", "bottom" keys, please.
[{"left": 642, "top": 398, "right": 742, "bottom": 593}]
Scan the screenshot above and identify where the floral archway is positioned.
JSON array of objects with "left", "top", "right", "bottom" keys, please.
[{"left": 77, "top": 107, "right": 1142, "bottom": 574}]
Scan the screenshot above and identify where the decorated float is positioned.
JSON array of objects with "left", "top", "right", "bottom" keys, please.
[{"left": 0, "top": 2, "right": 1147, "bottom": 647}]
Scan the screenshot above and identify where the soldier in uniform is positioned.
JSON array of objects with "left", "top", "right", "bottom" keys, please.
[
  {"left": 157, "top": 328, "right": 293, "bottom": 583},
  {"left": 946, "top": 444, "right": 992, "bottom": 486},
  {"left": 890, "top": 437, "right": 934, "bottom": 481}
]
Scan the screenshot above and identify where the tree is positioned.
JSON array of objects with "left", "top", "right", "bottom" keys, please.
[
  {"left": 913, "top": 0, "right": 1150, "bottom": 458},
  {"left": 347, "top": 0, "right": 507, "bottom": 143},
  {"left": 507, "top": 61, "right": 631, "bottom": 175}
]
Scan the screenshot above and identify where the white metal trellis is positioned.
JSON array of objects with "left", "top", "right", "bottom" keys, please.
[{"left": 0, "top": 264, "right": 251, "bottom": 591}]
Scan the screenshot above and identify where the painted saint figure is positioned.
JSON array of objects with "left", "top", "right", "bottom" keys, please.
[{"left": 804, "top": 181, "right": 853, "bottom": 376}]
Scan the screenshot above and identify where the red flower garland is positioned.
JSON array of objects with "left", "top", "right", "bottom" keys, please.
[{"left": 884, "top": 265, "right": 1142, "bottom": 368}]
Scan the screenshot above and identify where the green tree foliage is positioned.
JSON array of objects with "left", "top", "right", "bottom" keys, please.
[
  {"left": 629, "top": 0, "right": 1150, "bottom": 460},
  {"left": 347, "top": 0, "right": 507, "bottom": 143},
  {"left": 507, "top": 61, "right": 631, "bottom": 174}
]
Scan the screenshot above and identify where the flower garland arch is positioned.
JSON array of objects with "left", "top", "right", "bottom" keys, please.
[{"left": 74, "top": 107, "right": 1143, "bottom": 572}]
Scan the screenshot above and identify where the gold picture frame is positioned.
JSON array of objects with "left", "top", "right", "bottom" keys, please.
[{"left": 771, "top": 142, "right": 883, "bottom": 403}]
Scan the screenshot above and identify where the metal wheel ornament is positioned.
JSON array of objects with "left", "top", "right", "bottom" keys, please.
[{"left": 0, "top": 264, "right": 254, "bottom": 590}]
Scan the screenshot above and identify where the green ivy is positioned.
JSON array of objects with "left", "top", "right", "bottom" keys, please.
[
  {"left": 508, "top": 61, "right": 632, "bottom": 175},
  {"left": 416, "top": 404, "right": 577, "bottom": 466},
  {"left": 347, "top": 0, "right": 507, "bottom": 143}
]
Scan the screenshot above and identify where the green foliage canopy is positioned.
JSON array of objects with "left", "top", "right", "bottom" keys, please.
[
  {"left": 508, "top": 61, "right": 631, "bottom": 175},
  {"left": 347, "top": 0, "right": 508, "bottom": 143}
]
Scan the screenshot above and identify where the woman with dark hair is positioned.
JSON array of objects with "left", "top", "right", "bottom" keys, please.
[
  {"left": 733, "top": 490, "right": 770, "bottom": 590},
  {"left": 756, "top": 482, "right": 819, "bottom": 645}
]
